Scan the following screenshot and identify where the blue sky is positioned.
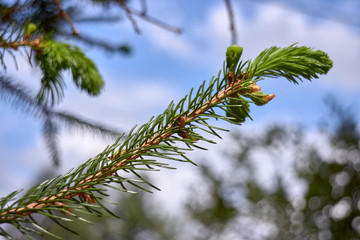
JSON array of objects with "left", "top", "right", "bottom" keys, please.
[{"left": 0, "top": 0, "right": 360, "bottom": 215}]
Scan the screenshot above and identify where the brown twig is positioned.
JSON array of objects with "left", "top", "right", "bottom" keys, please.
[
  {"left": 123, "top": 5, "right": 141, "bottom": 34},
  {"left": 116, "top": 0, "right": 181, "bottom": 34},
  {"left": 52, "top": 0, "right": 79, "bottom": 36},
  {"left": 224, "top": 0, "right": 237, "bottom": 45},
  {"left": 0, "top": 39, "right": 41, "bottom": 50},
  {"left": 127, "top": 6, "right": 182, "bottom": 34}
]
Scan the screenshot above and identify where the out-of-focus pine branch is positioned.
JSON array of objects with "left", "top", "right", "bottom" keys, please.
[{"left": 0, "top": 75, "right": 122, "bottom": 166}]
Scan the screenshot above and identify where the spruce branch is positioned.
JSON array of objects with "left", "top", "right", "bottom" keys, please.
[
  {"left": 34, "top": 39, "right": 104, "bottom": 106},
  {"left": 0, "top": 75, "right": 120, "bottom": 139},
  {"left": 0, "top": 75, "right": 122, "bottom": 166},
  {"left": 0, "top": 23, "right": 105, "bottom": 106},
  {"left": 0, "top": 22, "right": 41, "bottom": 70},
  {"left": 0, "top": 44, "right": 332, "bottom": 239},
  {"left": 0, "top": 38, "right": 41, "bottom": 49},
  {"left": 43, "top": 112, "right": 61, "bottom": 166}
]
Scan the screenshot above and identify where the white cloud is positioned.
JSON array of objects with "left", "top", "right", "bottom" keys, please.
[{"left": 145, "top": 26, "right": 194, "bottom": 59}]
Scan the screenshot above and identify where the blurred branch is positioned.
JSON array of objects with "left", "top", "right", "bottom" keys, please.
[
  {"left": 140, "top": 0, "right": 147, "bottom": 16},
  {"left": 59, "top": 31, "right": 131, "bottom": 54},
  {"left": 123, "top": 4, "right": 141, "bottom": 33},
  {"left": 73, "top": 16, "right": 122, "bottom": 23},
  {"left": 224, "top": 0, "right": 237, "bottom": 45},
  {"left": 52, "top": 110, "right": 122, "bottom": 139},
  {"left": 43, "top": 112, "right": 60, "bottom": 166},
  {"left": 0, "top": 75, "right": 123, "bottom": 166},
  {"left": 52, "top": 0, "right": 79, "bottom": 35},
  {"left": 118, "top": 0, "right": 182, "bottom": 34}
]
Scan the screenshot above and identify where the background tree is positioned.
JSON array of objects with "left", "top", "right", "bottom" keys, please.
[{"left": 185, "top": 97, "right": 360, "bottom": 239}]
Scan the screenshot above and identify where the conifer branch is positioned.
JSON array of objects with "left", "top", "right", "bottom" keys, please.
[
  {"left": 0, "top": 24, "right": 104, "bottom": 106},
  {"left": 0, "top": 70, "right": 244, "bottom": 221},
  {"left": 0, "top": 44, "right": 332, "bottom": 239},
  {"left": 0, "top": 75, "right": 122, "bottom": 166},
  {"left": 0, "top": 38, "right": 41, "bottom": 49}
]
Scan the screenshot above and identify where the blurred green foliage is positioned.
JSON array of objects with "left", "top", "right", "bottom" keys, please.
[
  {"left": 35, "top": 40, "right": 104, "bottom": 105},
  {"left": 1, "top": 0, "right": 131, "bottom": 106},
  {"left": 188, "top": 98, "right": 359, "bottom": 240}
]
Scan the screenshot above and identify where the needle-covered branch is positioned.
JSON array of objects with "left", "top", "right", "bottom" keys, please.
[
  {"left": 0, "top": 44, "right": 332, "bottom": 239},
  {"left": 0, "top": 23, "right": 104, "bottom": 106}
]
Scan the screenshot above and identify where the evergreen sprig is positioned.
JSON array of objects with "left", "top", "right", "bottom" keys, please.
[
  {"left": 0, "top": 22, "right": 37, "bottom": 71},
  {"left": 35, "top": 40, "right": 104, "bottom": 106},
  {"left": 0, "top": 44, "right": 333, "bottom": 239},
  {"left": 0, "top": 22, "right": 105, "bottom": 106},
  {"left": 249, "top": 43, "right": 333, "bottom": 83}
]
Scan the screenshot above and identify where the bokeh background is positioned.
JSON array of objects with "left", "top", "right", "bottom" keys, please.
[{"left": 1, "top": 0, "right": 359, "bottom": 239}]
